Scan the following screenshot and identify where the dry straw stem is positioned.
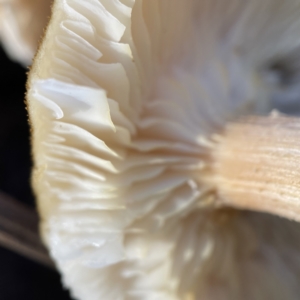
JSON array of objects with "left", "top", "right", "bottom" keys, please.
[
  {"left": 214, "top": 114, "right": 300, "bottom": 221},
  {"left": 0, "top": 191, "right": 54, "bottom": 268}
]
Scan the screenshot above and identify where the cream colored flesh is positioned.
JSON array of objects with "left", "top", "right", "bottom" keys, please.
[
  {"left": 0, "top": 0, "right": 52, "bottom": 65},
  {"left": 27, "top": 0, "right": 300, "bottom": 299},
  {"left": 214, "top": 115, "right": 300, "bottom": 222}
]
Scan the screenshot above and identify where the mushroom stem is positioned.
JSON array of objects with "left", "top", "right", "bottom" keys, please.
[{"left": 214, "top": 114, "right": 300, "bottom": 221}]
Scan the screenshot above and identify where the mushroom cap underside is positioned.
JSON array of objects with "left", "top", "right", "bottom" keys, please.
[{"left": 27, "top": 0, "right": 300, "bottom": 299}]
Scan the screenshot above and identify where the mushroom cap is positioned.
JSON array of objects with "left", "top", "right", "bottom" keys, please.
[
  {"left": 0, "top": 0, "right": 52, "bottom": 65},
  {"left": 27, "top": 0, "right": 300, "bottom": 299}
]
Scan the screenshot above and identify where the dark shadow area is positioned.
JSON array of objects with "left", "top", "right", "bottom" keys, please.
[
  {"left": 0, "top": 247, "right": 71, "bottom": 300},
  {"left": 0, "top": 47, "right": 33, "bottom": 206},
  {"left": 0, "top": 46, "right": 72, "bottom": 299}
]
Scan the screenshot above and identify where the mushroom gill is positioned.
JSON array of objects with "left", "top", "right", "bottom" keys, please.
[
  {"left": 0, "top": 0, "right": 52, "bottom": 65},
  {"left": 27, "top": 0, "right": 300, "bottom": 299}
]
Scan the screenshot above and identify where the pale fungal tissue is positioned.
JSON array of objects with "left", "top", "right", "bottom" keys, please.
[
  {"left": 0, "top": 0, "right": 52, "bottom": 65},
  {"left": 27, "top": 1, "right": 300, "bottom": 300}
]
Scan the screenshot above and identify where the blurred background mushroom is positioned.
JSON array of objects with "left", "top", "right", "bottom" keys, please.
[{"left": 0, "top": 0, "right": 52, "bottom": 65}]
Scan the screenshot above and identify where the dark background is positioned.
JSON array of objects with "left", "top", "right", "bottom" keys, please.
[{"left": 0, "top": 46, "right": 72, "bottom": 300}]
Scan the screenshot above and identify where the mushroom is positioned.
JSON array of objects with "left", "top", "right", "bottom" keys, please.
[
  {"left": 27, "top": 0, "right": 300, "bottom": 299},
  {"left": 0, "top": 0, "right": 52, "bottom": 65}
]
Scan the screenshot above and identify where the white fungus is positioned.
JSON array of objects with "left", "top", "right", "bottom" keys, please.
[{"left": 27, "top": 1, "right": 300, "bottom": 299}]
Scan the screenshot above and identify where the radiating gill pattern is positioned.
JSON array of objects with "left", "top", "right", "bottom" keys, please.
[{"left": 28, "top": 0, "right": 300, "bottom": 299}]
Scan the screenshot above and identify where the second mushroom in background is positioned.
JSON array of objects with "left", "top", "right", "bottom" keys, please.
[{"left": 0, "top": 0, "right": 52, "bottom": 65}]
